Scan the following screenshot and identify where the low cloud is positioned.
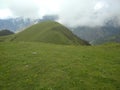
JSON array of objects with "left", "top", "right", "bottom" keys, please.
[
  {"left": 58, "top": 0, "right": 120, "bottom": 27},
  {"left": 0, "top": 0, "right": 120, "bottom": 27},
  {"left": 9, "top": 0, "right": 40, "bottom": 18}
]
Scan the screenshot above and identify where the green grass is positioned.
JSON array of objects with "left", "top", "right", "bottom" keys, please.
[
  {"left": 10, "top": 21, "right": 89, "bottom": 45},
  {"left": 0, "top": 42, "right": 120, "bottom": 90},
  {"left": 0, "top": 35, "right": 15, "bottom": 42}
]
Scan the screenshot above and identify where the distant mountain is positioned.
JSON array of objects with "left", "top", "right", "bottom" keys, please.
[
  {"left": 73, "top": 24, "right": 120, "bottom": 45},
  {"left": 0, "top": 18, "right": 38, "bottom": 32},
  {"left": 91, "top": 33, "right": 120, "bottom": 45},
  {"left": 0, "top": 15, "right": 59, "bottom": 32},
  {"left": 10, "top": 21, "right": 89, "bottom": 45},
  {"left": 0, "top": 29, "right": 14, "bottom": 36}
]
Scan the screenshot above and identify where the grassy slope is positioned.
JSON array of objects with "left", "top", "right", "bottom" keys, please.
[
  {"left": 0, "top": 35, "right": 15, "bottom": 42},
  {"left": 12, "top": 21, "right": 89, "bottom": 45},
  {"left": 0, "top": 42, "right": 120, "bottom": 90}
]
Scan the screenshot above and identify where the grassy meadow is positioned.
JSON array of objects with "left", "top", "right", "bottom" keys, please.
[{"left": 0, "top": 42, "right": 120, "bottom": 90}]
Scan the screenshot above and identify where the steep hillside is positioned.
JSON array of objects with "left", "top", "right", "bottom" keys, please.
[
  {"left": 12, "top": 21, "right": 89, "bottom": 45},
  {"left": 0, "top": 30, "right": 14, "bottom": 36}
]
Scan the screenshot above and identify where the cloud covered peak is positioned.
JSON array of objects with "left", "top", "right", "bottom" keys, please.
[{"left": 0, "top": 0, "right": 120, "bottom": 27}]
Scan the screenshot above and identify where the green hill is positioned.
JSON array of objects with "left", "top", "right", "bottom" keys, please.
[
  {"left": 0, "top": 42, "right": 120, "bottom": 90},
  {"left": 12, "top": 21, "right": 89, "bottom": 45},
  {"left": 0, "top": 30, "right": 14, "bottom": 36}
]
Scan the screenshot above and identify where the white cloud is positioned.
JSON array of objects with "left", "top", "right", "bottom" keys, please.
[
  {"left": 58, "top": 0, "right": 120, "bottom": 27},
  {"left": 9, "top": 0, "right": 40, "bottom": 18},
  {"left": 0, "top": 0, "right": 120, "bottom": 27},
  {"left": 0, "top": 8, "right": 13, "bottom": 19},
  {"left": 94, "top": 1, "right": 109, "bottom": 11},
  {"left": 36, "top": 0, "right": 62, "bottom": 16}
]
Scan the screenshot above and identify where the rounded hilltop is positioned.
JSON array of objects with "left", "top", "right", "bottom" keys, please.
[{"left": 12, "top": 21, "right": 90, "bottom": 45}]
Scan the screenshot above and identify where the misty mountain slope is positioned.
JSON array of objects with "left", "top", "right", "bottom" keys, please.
[
  {"left": 0, "top": 18, "right": 37, "bottom": 32},
  {"left": 92, "top": 33, "right": 120, "bottom": 45},
  {"left": 11, "top": 21, "right": 89, "bottom": 45},
  {"left": 0, "top": 15, "right": 58, "bottom": 32},
  {"left": 73, "top": 25, "right": 120, "bottom": 45}
]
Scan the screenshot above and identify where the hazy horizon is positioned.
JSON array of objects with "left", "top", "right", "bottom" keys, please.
[{"left": 0, "top": 0, "right": 120, "bottom": 27}]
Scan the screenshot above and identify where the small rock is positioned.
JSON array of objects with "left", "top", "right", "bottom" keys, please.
[{"left": 32, "top": 52, "right": 37, "bottom": 55}]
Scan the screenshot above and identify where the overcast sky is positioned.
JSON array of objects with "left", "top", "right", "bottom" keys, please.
[{"left": 0, "top": 0, "right": 120, "bottom": 27}]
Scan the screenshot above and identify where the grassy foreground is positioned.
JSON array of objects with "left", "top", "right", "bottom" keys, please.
[{"left": 0, "top": 42, "right": 120, "bottom": 90}]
